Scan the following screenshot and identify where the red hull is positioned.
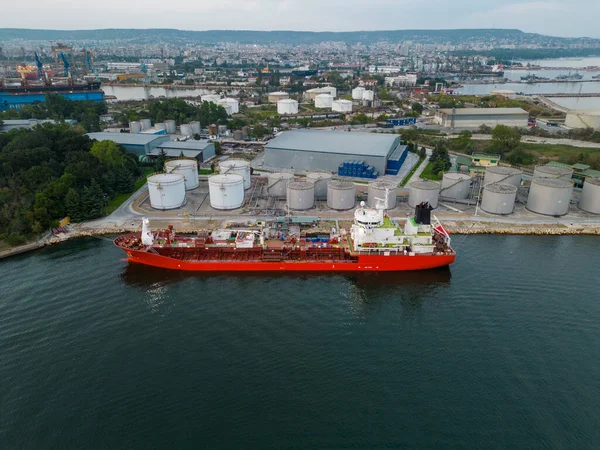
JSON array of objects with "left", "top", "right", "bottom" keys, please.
[{"left": 121, "top": 247, "right": 456, "bottom": 272}]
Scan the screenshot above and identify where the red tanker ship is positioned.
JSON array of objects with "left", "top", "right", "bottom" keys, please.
[{"left": 114, "top": 201, "right": 455, "bottom": 272}]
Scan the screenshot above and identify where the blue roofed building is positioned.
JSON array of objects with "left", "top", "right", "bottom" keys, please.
[
  {"left": 86, "top": 132, "right": 170, "bottom": 157},
  {"left": 264, "top": 129, "right": 405, "bottom": 175}
]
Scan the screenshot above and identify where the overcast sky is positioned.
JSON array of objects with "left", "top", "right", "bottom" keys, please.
[{"left": 2, "top": 0, "right": 598, "bottom": 38}]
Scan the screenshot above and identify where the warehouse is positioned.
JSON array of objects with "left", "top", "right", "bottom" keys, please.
[
  {"left": 433, "top": 108, "right": 529, "bottom": 128},
  {"left": 150, "top": 140, "right": 216, "bottom": 162},
  {"left": 86, "top": 132, "right": 170, "bottom": 157},
  {"left": 264, "top": 130, "right": 404, "bottom": 174}
]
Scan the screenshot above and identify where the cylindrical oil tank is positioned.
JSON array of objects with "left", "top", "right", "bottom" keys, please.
[
  {"left": 267, "top": 172, "right": 294, "bottom": 197},
  {"left": 408, "top": 180, "right": 440, "bottom": 209},
  {"left": 140, "top": 118, "right": 152, "bottom": 130},
  {"left": 147, "top": 173, "right": 186, "bottom": 210},
  {"left": 155, "top": 123, "right": 166, "bottom": 131},
  {"left": 219, "top": 159, "right": 251, "bottom": 190},
  {"left": 277, "top": 99, "right": 299, "bottom": 115},
  {"left": 208, "top": 124, "right": 218, "bottom": 136},
  {"left": 352, "top": 87, "right": 365, "bottom": 100},
  {"left": 180, "top": 123, "right": 193, "bottom": 137},
  {"left": 190, "top": 121, "right": 201, "bottom": 135},
  {"left": 481, "top": 183, "right": 517, "bottom": 215},
  {"left": 233, "top": 130, "right": 244, "bottom": 140},
  {"left": 208, "top": 174, "right": 244, "bottom": 210},
  {"left": 441, "top": 172, "right": 471, "bottom": 199},
  {"left": 527, "top": 177, "right": 573, "bottom": 216},
  {"left": 287, "top": 181, "right": 315, "bottom": 210},
  {"left": 327, "top": 181, "right": 356, "bottom": 210},
  {"left": 362, "top": 90, "right": 374, "bottom": 101},
  {"left": 242, "top": 126, "right": 249, "bottom": 138},
  {"left": 533, "top": 165, "right": 573, "bottom": 180},
  {"left": 367, "top": 180, "right": 397, "bottom": 209},
  {"left": 165, "top": 120, "right": 176, "bottom": 134},
  {"left": 306, "top": 172, "right": 333, "bottom": 199},
  {"left": 164, "top": 159, "right": 199, "bottom": 190},
  {"left": 578, "top": 177, "right": 600, "bottom": 214},
  {"left": 483, "top": 166, "right": 523, "bottom": 188},
  {"left": 314, "top": 94, "right": 333, "bottom": 108},
  {"left": 129, "top": 121, "right": 141, "bottom": 133}
]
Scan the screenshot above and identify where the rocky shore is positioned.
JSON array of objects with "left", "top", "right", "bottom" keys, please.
[{"left": 2, "top": 221, "right": 599, "bottom": 261}]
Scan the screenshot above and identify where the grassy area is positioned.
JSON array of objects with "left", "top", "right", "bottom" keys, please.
[
  {"left": 106, "top": 168, "right": 153, "bottom": 215},
  {"left": 420, "top": 162, "right": 442, "bottom": 181},
  {"left": 400, "top": 155, "right": 425, "bottom": 186},
  {"left": 199, "top": 168, "right": 213, "bottom": 175},
  {"left": 471, "top": 140, "right": 600, "bottom": 167}
]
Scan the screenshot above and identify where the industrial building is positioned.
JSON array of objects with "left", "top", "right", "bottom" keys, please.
[
  {"left": 1, "top": 119, "right": 76, "bottom": 133},
  {"left": 264, "top": 130, "right": 406, "bottom": 174},
  {"left": 151, "top": 140, "right": 216, "bottom": 162},
  {"left": 433, "top": 108, "right": 529, "bottom": 128},
  {"left": 86, "top": 132, "right": 170, "bottom": 157}
]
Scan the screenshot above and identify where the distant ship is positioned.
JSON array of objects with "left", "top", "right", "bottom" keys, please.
[
  {"left": 520, "top": 74, "right": 549, "bottom": 83},
  {"left": 0, "top": 79, "right": 104, "bottom": 110},
  {"left": 555, "top": 73, "right": 584, "bottom": 81},
  {"left": 592, "top": 74, "right": 600, "bottom": 79},
  {"left": 114, "top": 201, "right": 456, "bottom": 272},
  {"left": 292, "top": 66, "right": 318, "bottom": 77}
]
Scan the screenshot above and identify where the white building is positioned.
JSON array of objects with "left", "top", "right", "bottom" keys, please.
[
  {"left": 368, "top": 66, "right": 401, "bottom": 75},
  {"left": 433, "top": 108, "right": 529, "bottom": 128}
]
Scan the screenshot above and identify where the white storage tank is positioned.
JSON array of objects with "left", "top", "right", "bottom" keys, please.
[
  {"left": 352, "top": 87, "right": 365, "bottom": 100},
  {"left": 277, "top": 99, "right": 299, "bottom": 115},
  {"left": 315, "top": 94, "right": 333, "bottom": 109},
  {"left": 267, "top": 172, "right": 294, "bottom": 197},
  {"left": 218, "top": 98, "right": 239, "bottom": 114},
  {"left": 408, "top": 180, "right": 440, "bottom": 209},
  {"left": 481, "top": 183, "right": 517, "bottom": 215},
  {"left": 321, "top": 86, "right": 337, "bottom": 97},
  {"left": 332, "top": 99, "right": 353, "bottom": 113},
  {"left": 533, "top": 165, "right": 573, "bottom": 180},
  {"left": 208, "top": 174, "right": 245, "bottom": 210},
  {"left": 147, "top": 173, "right": 186, "bottom": 210},
  {"left": 219, "top": 159, "right": 251, "bottom": 190},
  {"left": 180, "top": 124, "right": 193, "bottom": 138},
  {"left": 140, "top": 118, "right": 152, "bottom": 130},
  {"left": 190, "top": 121, "right": 201, "bottom": 135},
  {"left": 362, "top": 90, "right": 374, "bottom": 101},
  {"left": 527, "top": 177, "right": 573, "bottom": 216},
  {"left": 155, "top": 123, "right": 167, "bottom": 131},
  {"left": 268, "top": 91, "right": 289, "bottom": 103},
  {"left": 306, "top": 172, "right": 333, "bottom": 199},
  {"left": 164, "top": 159, "right": 199, "bottom": 190},
  {"left": 578, "top": 177, "right": 600, "bottom": 214},
  {"left": 367, "top": 180, "right": 397, "bottom": 209},
  {"left": 201, "top": 94, "right": 221, "bottom": 104},
  {"left": 165, "top": 120, "right": 176, "bottom": 134},
  {"left": 233, "top": 130, "right": 244, "bottom": 141},
  {"left": 441, "top": 173, "right": 471, "bottom": 199},
  {"left": 483, "top": 166, "right": 523, "bottom": 188},
  {"left": 287, "top": 180, "right": 315, "bottom": 210},
  {"left": 129, "top": 121, "right": 141, "bottom": 134},
  {"left": 327, "top": 181, "right": 356, "bottom": 210}
]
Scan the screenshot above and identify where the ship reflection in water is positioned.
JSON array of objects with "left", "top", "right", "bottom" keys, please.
[{"left": 120, "top": 263, "right": 451, "bottom": 311}]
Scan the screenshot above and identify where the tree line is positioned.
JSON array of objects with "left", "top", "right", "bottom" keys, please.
[
  {"left": 0, "top": 94, "right": 107, "bottom": 132},
  {"left": 0, "top": 123, "right": 141, "bottom": 246}
]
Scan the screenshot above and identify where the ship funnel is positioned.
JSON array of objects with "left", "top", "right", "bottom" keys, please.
[
  {"left": 141, "top": 217, "right": 153, "bottom": 246},
  {"left": 414, "top": 201, "right": 433, "bottom": 225}
]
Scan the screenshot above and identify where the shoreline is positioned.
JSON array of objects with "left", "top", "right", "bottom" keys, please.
[{"left": 2, "top": 221, "right": 599, "bottom": 261}]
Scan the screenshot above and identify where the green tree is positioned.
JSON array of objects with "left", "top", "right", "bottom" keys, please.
[
  {"left": 155, "top": 149, "right": 168, "bottom": 172},
  {"left": 419, "top": 147, "right": 427, "bottom": 159},
  {"left": 491, "top": 125, "right": 521, "bottom": 155},
  {"left": 90, "top": 140, "right": 126, "bottom": 167},
  {"left": 411, "top": 102, "right": 424, "bottom": 115},
  {"left": 505, "top": 148, "right": 535, "bottom": 166},
  {"left": 115, "top": 168, "right": 135, "bottom": 194},
  {"left": 214, "top": 141, "right": 223, "bottom": 156},
  {"left": 65, "top": 188, "right": 82, "bottom": 222}
]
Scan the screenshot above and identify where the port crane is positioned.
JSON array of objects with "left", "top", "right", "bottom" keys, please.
[
  {"left": 34, "top": 52, "right": 45, "bottom": 80},
  {"left": 60, "top": 52, "right": 71, "bottom": 78}
]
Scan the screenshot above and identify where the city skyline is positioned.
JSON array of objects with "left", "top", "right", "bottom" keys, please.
[{"left": 2, "top": 0, "right": 599, "bottom": 39}]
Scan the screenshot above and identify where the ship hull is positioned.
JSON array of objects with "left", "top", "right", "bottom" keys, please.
[{"left": 119, "top": 247, "right": 455, "bottom": 272}]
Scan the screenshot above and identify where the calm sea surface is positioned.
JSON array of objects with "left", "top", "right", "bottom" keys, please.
[{"left": 1, "top": 236, "right": 599, "bottom": 448}]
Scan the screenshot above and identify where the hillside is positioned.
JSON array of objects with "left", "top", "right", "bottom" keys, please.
[{"left": 0, "top": 28, "right": 598, "bottom": 45}]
